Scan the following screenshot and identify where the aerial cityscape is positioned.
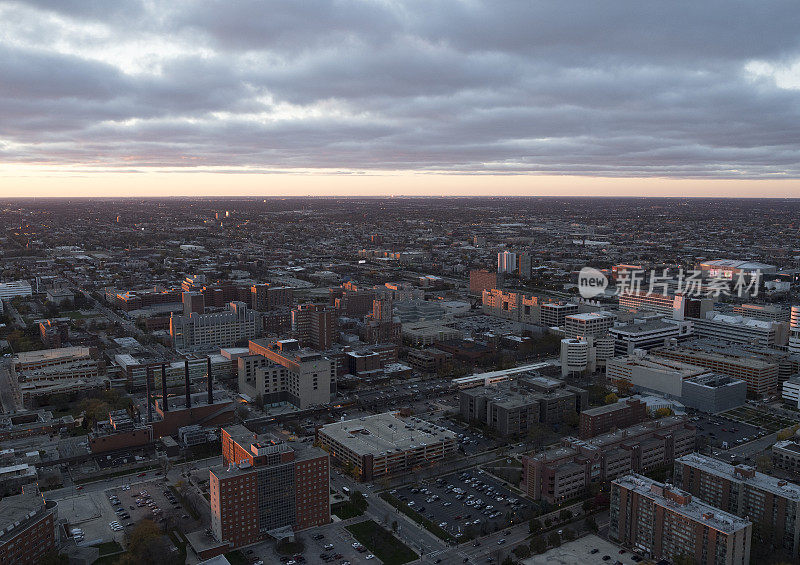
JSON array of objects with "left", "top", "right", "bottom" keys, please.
[{"left": 2, "top": 2, "right": 800, "bottom": 565}]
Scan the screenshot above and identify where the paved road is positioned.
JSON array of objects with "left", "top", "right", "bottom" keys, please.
[{"left": 0, "top": 359, "right": 19, "bottom": 414}]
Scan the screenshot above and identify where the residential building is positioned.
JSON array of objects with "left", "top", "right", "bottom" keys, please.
[
  {"left": 0, "top": 485, "right": 57, "bottom": 565},
  {"left": 675, "top": 453, "right": 800, "bottom": 558},
  {"left": 469, "top": 269, "right": 497, "bottom": 295},
  {"left": 773, "top": 440, "right": 800, "bottom": 477},
  {"left": 250, "top": 283, "right": 293, "bottom": 311},
  {"left": 523, "top": 416, "right": 695, "bottom": 503},
  {"left": 579, "top": 398, "right": 648, "bottom": 439},
  {"left": 497, "top": 251, "right": 517, "bottom": 274},
  {"left": 482, "top": 288, "right": 578, "bottom": 326},
  {"left": 170, "top": 302, "right": 262, "bottom": 351},
  {"left": 209, "top": 425, "right": 330, "bottom": 550},
  {"left": 38, "top": 318, "right": 70, "bottom": 348},
  {"left": 291, "top": 303, "right": 334, "bottom": 349},
  {"left": 317, "top": 412, "right": 457, "bottom": 481},
  {"left": 610, "top": 474, "right": 751, "bottom": 565}
]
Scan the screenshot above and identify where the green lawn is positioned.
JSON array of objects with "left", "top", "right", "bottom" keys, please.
[
  {"left": 224, "top": 551, "right": 248, "bottom": 565},
  {"left": 346, "top": 520, "right": 418, "bottom": 565},
  {"left": 332, "top": 500, "right": 365, "bottom": 519}
]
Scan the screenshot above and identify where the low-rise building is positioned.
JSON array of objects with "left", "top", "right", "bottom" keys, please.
[
  {"left": 317, "top": 412, "right": 457, "bottom": 481},
  {"left": 773, "top": 439, "right": 800, "bottom": 477},
  {"left": 0, "top": 485, "right": 58, "bottom": 565},
  {"left": 579, "top": 398, "right": 648, "bottom": 439}
]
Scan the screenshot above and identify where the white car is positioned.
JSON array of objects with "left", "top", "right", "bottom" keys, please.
[{"left": 365, "top": 555, "right": 375, "bottom": 560}]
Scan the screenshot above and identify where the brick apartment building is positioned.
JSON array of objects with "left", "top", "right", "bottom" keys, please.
[
  {"left": 579, "top": 398, "right": 648, "bottom": 439},
  {"left": 209, "top": 425, "right": 330, "bottom": 550},
  {"left": 0, "top": 484, "right": 57, "bottom": 565}
]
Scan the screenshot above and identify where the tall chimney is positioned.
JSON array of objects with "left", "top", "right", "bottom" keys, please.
[
  {"left": 184, "top": 359, "right": 192, "bottom": 408},
  {"left": 206, "top": 356, "right": 214, "bottom": 405},
  {"left": 145, "top": 366, "right": 153, "bottom": 423},
  {"left": 161, "top": 363, "right": 169, "bottom": 412}
]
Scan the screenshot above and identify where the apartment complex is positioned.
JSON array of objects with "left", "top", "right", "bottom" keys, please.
[
  {"left": 610, "top": 474, "right": 751, "bottom": 565},
  {"left": 675, "top": 453, "right": 800, "bottom": 558},
  {"left": 240, "top": 339, "right": 333, "bottom": 409},
  {"left": 459, "top": 375, "right": 587, "bottom": 436},
  {"left": 209, "top": 425, "right": 330, "bottom": 549},
  {"left": 0, "top": 484, "right": 58, "bottom": 565},
  {"left": 170, "top": 301, "right": 262, "bottom": 350},
  {"left": 317, "top": 412, "right": 457, "bottom": 481},
  {"left": 523, "top": 416, "right": 695, "bottom": 503},
  {"left": 579, "top": 398, "right": 648, "bottom": 439},
  {"left": 469, "top": 269, "right": 497, "bottom": 295}
]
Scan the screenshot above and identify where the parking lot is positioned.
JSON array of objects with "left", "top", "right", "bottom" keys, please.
[
  {"left": 392, "top": 468, "right": 535, "bottom": 540},
  {"left": 104, "top": 479, "right": 192, "bottom": 532},
  {"left": 432, "top": 418, "right": 502, "bottom": 456},
  {"left": 304, "top": 526, "right": 382, "bottom": 565},
  {"left": 720, "top": 405, "right": 800, "bottom": 434},
  {"left": 692, "top": 414, "right": 765, "bottom": 449}
]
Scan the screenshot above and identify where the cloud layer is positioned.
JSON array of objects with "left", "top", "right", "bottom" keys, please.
[{"left": 1, "top": 0, "right": 800, "bottom": 178}]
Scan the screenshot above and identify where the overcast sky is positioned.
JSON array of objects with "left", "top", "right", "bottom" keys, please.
[{"left": 2, "top": 0, "right": 800, "bottom": 196}]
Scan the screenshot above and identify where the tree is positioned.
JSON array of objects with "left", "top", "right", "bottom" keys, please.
[
  {"left": 350, "top": 490, "right": 368, "bottom": 511},
  {"left": 604, "top": 393, "right": 619, "bottom": 405},
  {"left": 548, "top": 531, "right": 561, "bottom": 548},
  {"left": 581, "top": 499, "right": 593, "bottom": 512},
  {"left": 585, "top": 515, "right": 598, "bottom": 532},
  {"left": 529, "top": 518, "right": 542, "bottom": 533},
  {"left": 562, "top": 528, "right": 575, "bottom": 541},
  {"left": 672, "top": 554, "right": 695, "bottom": 565},
  {"left": 559, "top": 509, "right": 572, "bottom": 522},
  {"left": 563, "top": 410, "right": 579, "bottom": 428},
  {"left": 616, "top": 379, "right": 633, "bottom": 396},
  {"left": 654, "top": 407, "right": 672, "bottom": 419},
  {"left": 526, "top": 423, "right": 547, "bottom": 448},
  {"left": 530, "top": 536, "right": 547, "bottom": 554},
  {"left": 513, "top": 544, "right": 531, "bottom": 559}
]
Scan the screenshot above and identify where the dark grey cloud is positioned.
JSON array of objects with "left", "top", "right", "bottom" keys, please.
[{"left": 1, "top": 0, "right": 800, "bottom": 179}]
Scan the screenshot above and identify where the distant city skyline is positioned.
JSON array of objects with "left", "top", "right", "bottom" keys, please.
[{"left": 1, "top": 1, "right": 799, "bottom": 196}]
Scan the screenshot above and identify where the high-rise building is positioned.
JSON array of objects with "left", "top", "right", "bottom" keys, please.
[
  {"left": 610, "top": 474, "right": 751, "bottom": 565},
  {"left": 675, "top": 453, "right": 800, "bottom": 558},
  {"left": 789, "top": 306, "right": 800, "bottom": 354},
  {"left": 497, "top": 251, "right": 517, "bottom": 274},
  {"left": 170, "top": 302, "right": 262, "bottom": 351},
  {"left": 291, "top": 303, "right": 335, "bottom": 350},
  {"left": 250, "top": 284, "right": 294, "bottom": 311},
  {"left": 563, "top": 311, "right": 617, "bottom": 339},
  {"left": 182, "top": 291, "right": 205, "bottom": 315},
  {"left": 209, "top": 425, "right": 330, "bottom": 549},
  {"left": 469, "top": 269, "right": 497, "bottom": 296}
]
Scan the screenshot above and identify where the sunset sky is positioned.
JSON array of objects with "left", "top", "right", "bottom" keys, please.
[{"left": 1, "top": 1, "right": 800, "bottom": 197}]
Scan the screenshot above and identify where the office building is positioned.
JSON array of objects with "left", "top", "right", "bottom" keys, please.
[
  {"left": 610, "top": 474, "right": 751, "bottom": 565},
  {"left": 773, "top": 439, "right": 800, "bottom": 477},
  {"left": 619, "top": 291, "right": 713, "bottom": 320},
  {"left": 209, "top": 425, "right": 330, "bottom": 549},
  {"left": 579, "top": 398, "right": 648, "bottom": 439},
  {"left": 460, "top": 375, "right": 587, "bottom": 436},
  {"left": 170, "top": 302, "right": 262, "bottom": 351},
  {"left": 675, "top": 453, "right": 800, "bottom": 558},
  {"left": 681, "top": 373, "right": 747, "bottom": 413},
  {"left": 183, "top": 291, "right": 205, "bottom": 315},
  {"left": 782, "top": 375, "right": 800, "bottom": 408},
  {"left": 651, "top": 341, "right": 779, "bottom": 396},
  {"left": 564, "top": 311, "right": 617, "bottom": 339},
  {"left": 0, "top": 485, "right": 58, "bottom": 565},
  {"left": 291, "top": 303, "right": 334, "bottom": 350},
  {"left": 469, "top": 269, "right": 497, "bottom": 295},
  {"left": 692, "top": 312, "right": 789, "bottom": 347},
  {"left": 523, "top": 416, "right": 695, "bottom": 503},
  {"left": 607, "top": 352, "right": 710, "bottom": 398},
  {"left": 609, "top": 318, "right": 690, "bottom": 355},
  {"left": 317, "top": 412, "right": 457, "bottom": 481},
  {"left": 250, "top": 283, "right": 293, "bottom": 311},
  {"left": 243, "top": 339, "right": 333, "bottom": 409},
  {"left": 560, "top": 335, "right": 615, "bottom": 376},
  {"left": 407, "top": 347, "right": 453, "bottom": 375},
  {"left": 732, "top": 303, "right": 790, "bottom": 322}
]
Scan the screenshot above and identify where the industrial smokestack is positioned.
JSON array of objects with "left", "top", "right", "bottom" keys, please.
[
  {"left": 206, "top": 356, "right": 214, "bottom": 405},
  {"left": 161, "top": 363, "right": 169, "bottom": 412},
  {"left": 184, "top": 359, "right": 192, "bottom": 408},
  {"left": 145, "top": 366, "right": 153, "bottom": 423}
]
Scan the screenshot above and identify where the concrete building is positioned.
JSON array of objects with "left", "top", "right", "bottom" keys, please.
[
  {"left": 497, "top": 251, "right": 517, "bottom": 274},
  {"left": 243, "top": 339, "right": 333, "bottom": 409},
  {"left": 675, "top": 453, "right": 800, "bottom": 558},
  {"left": 693, "top": 312, "right": 789, "bottom": 347},
  {"left": 651, "top": 341, "right": 780, "bottom": 396},
  {"left": 45, "top": 287, "right": 73, "bottom": 305},
  {"left": 773, "top": 439, "right": 800, "bottom": 477},
  {"left": 170, "top": 302, "right": 262, "bottom": 351},
  {"left": 782, "top": 375, "right": 800, "bottom": 408},
  {"left": 401, "top": 320, "right": 462, "bottom": 346},
  {"left": 183, "top": 291, "right": 205, "bottom": 315},
  {"left": 482, "top": 288, "right": 578, "bottom": 327},
  {"left": 407, "top": 347, "right": 453, "bottom": 375},
  {"left": 610, "top": 474, "right": 751, "bottom": 565},
  {"left": 698, "top": 259, "right": 776, "bottom": 279},
  {"left": 0, "top": 280, "right": 33, "bottom": 301},
  {"left": 250, "top": 283, "right": 293, "bottom": 311},
  {"left": 209, "top": 425, "right": 330, "bottom": 550},
  {"left": 609, "top": 318, "right": 691, "bottom": 355},
  {"left": 560, "top": 335, "right": 615, "bottom": 376},
  {"left": 460, "top": 376, "right": 587, "bottom": 436},
  {"left": 291, "top": 303, "right": 334, "bottom": 350},
  {"left": 681, "top": 373, "right": 747, "bottom": 413},
  {"left": 579, "top": 398, "right": 648, "bottom": 439},
  {"left": 0, "top": 463, "right": 38, "bottom": 496},
  {"left": 523, "top": 416, "right": 695, "bottom": 503},
  {"left": 564, "top": 311, "right": 617, "bottom": 339},
  {"left": 733, "top": 303, "right": 790, "bottom": 322},
  {"left": 607, "top": 352, "right": 710, "bottom": 398},
  {"left": 317, "top": 412, "right": 457, "bottom": 481},
  {"left": 619, "top": 291, "right": 713, "bottom": 320},
  {"left": 789, "top": 305, "right": 800, "bottom": 355},
  {"left": 0, "top": 485, "right": 58, "bottom": 565}
]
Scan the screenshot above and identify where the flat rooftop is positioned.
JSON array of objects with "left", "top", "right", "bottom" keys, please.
[
  {"left": 614, "top": 473, "right": 750, "bottom": 533},
  {"left": 677, "top": 453, "right": 800, "bottom": 501},
  {"left": 14, "top": 346, "right": 91, "bottom": 364},
  {"left": 319, "top": 412, "right": 456, "bottom": 456}
]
